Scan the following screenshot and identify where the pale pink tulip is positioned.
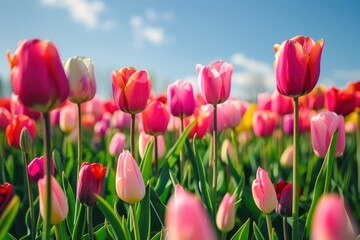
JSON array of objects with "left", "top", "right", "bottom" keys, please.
[
  {"left": 216, "top": 193, "right": 235, "bottom": 232},
  {"left": 252, "top": 167, "right": 277, "bottom": 214},
  {"left": 109, "top": 132, "right": 126, "bottom": 157}
]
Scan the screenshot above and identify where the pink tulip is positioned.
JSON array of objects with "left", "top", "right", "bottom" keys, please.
[
  {"left": 165, "top": 185, "right": 216, "bottom": 240},
  {"left": 59, "top": 104, "right": 78, "bottom": 133},
  {"left": 38, "top": 176, "right": 68, "bottom": 225},
  {"left": 112, "top": 67, "right": 152, "bottom": 114},
  {"left": 311, "top": 194, "right": 357, "bottom": 240},
  {"left": 111, "top": 110, "right": 131, "bottom": 129},
  {"left": 252, "top": 167, "right": 277, "bottom": 214},
  {"left": 94, "top": 120, "right": 109, "bottom": 138},
  {"left": 252, "top": 110, "right": 277, "bottom": 137},
  {"left": 216, "top": 193, "right": 235, "bottom": 232},
  {"left": 274, "top": 35, "right": 324, "bottom": 97},
  {"left": 167, "top": 80, "right": 196, "bottom": 117},
  {"left": 7, "top": 39, "right": 70, "bottom": 112},
  {"left": 50, "top": 108, "right": 61, "bottom": 126},
  {"left": 257, "top": 93, "right": 272, "bottom": 111},
  {"left": 77, "top": 162, "right": 106, "bottom": 206},
  {"left": 138, "top": 131, "right": 165, "bottom": 162},
  {"left": 141, "top": 100, "right": 170, "bottom": 136},
  {"left": 27, "top": 156, "right": 55, "bottom": 183},
  {"left": 116, "top": 150, "right": 145, "bottom": 204},
  {"left": 109, "top": 132, "right": 126, "bottom": 157},
  {"left": 219, "top": 100, "right": 242, "bottom": 128},
  {"left": 311, "top": 111, "right": 345, "bottom": 158},
  {"left": 271, "top": 90, "right": 293, "bottom": 115},
  {"left": 63, "top": 56, "right": 96, "bottom": 104},
  {"left": 196, "top": 60, "right": 233, "bottom": 105},
  {"left": 283, "top": 113, "right": 306, "bottom": 135},
  {"left": 0, "top": 107, "right": 11, "bottom": 131}
]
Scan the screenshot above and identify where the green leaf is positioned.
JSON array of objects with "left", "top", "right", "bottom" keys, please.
[
  {"left": 162, "top": 119, "right": 197, "bottom": 169},
  {"left": 230, "top": 218, "right": 250, "bottom": 240},
  {"left": 53, "top": 149, "right": 64, "bottom": 176},
  {"left": 137, "top": 185, "right": 151, "bottom": 240},
  {"left": 253, "top": 221, "right": 265, "bottom": 240},
  {"left": 58, "top": 221, "right": 69, "bottom": 240},
  {"left": 64, "top": 137, "right": 74, "bottom": 179},
  {"left": 62, "top": 172, "right": 75, "bottom": 233},
  {"left": 151, "top": 231, "right": 163, "bottom": 240},
  {"left": 150, "top": 187, "right": 166, "bottom": 230},
  {"left": 72, "top": 203, "right": 86, "bottom": 240},
  {"left": 0, "top": 195, "right": 20, "bottom": 240},
  {"left": 305, "top": 130, "right": 338, "bottom": 238},
  {"left": 140, "top": 140, "right": 154, "bottom": 184},
  {"left": 95, "top": 194, "right": 129, "bottom": 240},
  {"left": 3, "top": 233, "right": 17, "bottom": 240}
]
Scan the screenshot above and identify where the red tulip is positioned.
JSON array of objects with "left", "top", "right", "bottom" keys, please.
[
  {"left": 77, "top": 162, "right": 106, "bottom": 206},
  {"left": 274, "top": 35, "right": 324, "bottom": 97},
  {"left": 7, "top": 39, "right": 70, "bottom": 112},
  {"left": 326, "top": 87, "right": 356, "bottom": 116},
  {"left": 196, "top": 60, "right": 233, "bottom": 105},
  {"left": 274, "top": 179, "right": 293, "bottom": 217},
  {"left": 0, "top": 107, "right": 11, "bottom": 131},
  {"left": 6, "top": 114, "right": 36, "bottom": 149},
  {"left": 0, "top": 183, "right": 14, "bottom": 216},
  {"left": 141, "top": 100, "right": 170, "bottom": 136},
  {"left": 112, "top": 67, "right": 152, "bottom": 114},
  {"left": 167, "top": 80, "right": 196, "bottom": 117}
]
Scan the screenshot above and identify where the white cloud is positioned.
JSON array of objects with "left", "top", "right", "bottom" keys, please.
[
  {"left": 129, "top": 9, "right": 174, "bottom": 49},
  {"left": 40, "top": 0, "right": 115, "bottom": 30},
  {"left": 231, "top": 53, "right": 275, "bottom": 101}
]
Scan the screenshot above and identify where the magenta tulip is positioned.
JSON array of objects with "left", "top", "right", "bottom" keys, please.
[
  {"left": 112, "top": 67, "right": 151, "bottom": 114},
  {"left": 271, "top": 90, "right": 293, "bottom": 115},
  {"left": 165, "top": 185, "right": 216, "bottom": 240},
  {"left": 274, "top": 35, "right": 324, "bottom": 97},
  {"left": 252, "top": 110, "right": 277, "bottom": 137},
  {"left": 216, "top": 193, "right": 235, "bottom": 232},
  {"left": 77, "top": 162, "right": 106, "bottom": 206},
  {"left": 252, "top": 167, "right": 277, "bottom": 214},
  {"left": 7, "top": 39, "right": 70, "bottom": 112},
  {"left": 38, "top": 176, "right": 68, "bottom": 225},
  {"left": 141, "top": 100, "right": 170, "bottom": 136},
  {"left": 167, "top": 80, "right": 196, "bottom": 117},
  {"left": 27, "top": 156, "right": 55, "bottom": 183},
  {"left": 310, "top": 111, "right": 345, "bottom": 158},
  {"left": 196, "top": 60, "right": 233, "bottom": 105},
  {"left": 116, "top": 150, "right": 145, "bottom": 204}
]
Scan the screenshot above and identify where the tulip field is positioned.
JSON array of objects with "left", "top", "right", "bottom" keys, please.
[{"left": 1, "top": 36, "right": 360, "bottom": 240}]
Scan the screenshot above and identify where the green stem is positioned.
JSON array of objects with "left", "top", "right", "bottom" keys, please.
[
  {"left": 77, "top": 103, "right": 83, "bottom": 174},
  {"left": 212, "top": 104, "right": 218, "bottom": 197},
  {"left": 303, "top": 155, "right": 316, "bottom": 200},
  {"left": 263, "top": 137, "right": 268, "bottom": 170},
  {"left": 266, "top": 214, "right": 273, "bottom": 240},
  {"left": 130, "top": 204, "right": 140, "bottom": 240},
  {"left": 55, "top": 224, "right": 61, "bottom": 240},
  {"left": 24, "top": 152, "right": 35, "bottom": 240},
  {"left": 130, "top": 114, "right": 136, "bottom": 159},
  {"left": 154, "top": 136, "right": 158, "bottom": 175},
  {"left": 87, "top": 206, "right": 94, "bottom": 240},
  {"left": 231, "top": 129, "right": 242, "bottom": 172},
  {"left": 43, "top": 112, "right": 52, "bottom": 240},
  {"left": 357, "top": 111, "right": 360, "bottom": 197},
  {"left": 179, "top": 115, "right": 184, "bottom": 183},
  {"left": 283, "top": 217, "right": 288, "bottom": 240},
  {"left": 292, "top": 97, "right": 299, "bottom": 240},
  {"left": 221, "top": 232, "right": 227, "bottom": 240}
]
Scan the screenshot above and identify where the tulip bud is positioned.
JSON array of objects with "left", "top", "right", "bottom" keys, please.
[
  {"left": 252, "top": 167, "right": 277, "bottom": 214},
  {"left": 167, "top": 80, "right": 196, "bottom": 117},
  {"left": 216, "top": 193, "right": 235, "bottom": 232},
  {"left": 280, "top": 145, "right": 294, "bottom": 168},
  {"left": 38, "top": 176, "right": 68, "bottom": 225},
  {"left": 252, "top": 110, "right": 277, "bottom": 137},
  {"left": 0, "top": 183, "right": 14, "bottom": 216},
  {"left": 27, "top": 156, "right": 55, "bottom": 183},
  {"left": 6, "top": 114, "right": 36, "bottom": 149},
  {"left": 77, "top": 162, "right": 106, "bottom": 206},
  {"left": 20, "top": 127, "right": 33, "bottom": 153},
  {"left": 116, "top": 150, "right": 145, "bottom": 203},
  {"left": 109, "top": 132, "right": 126, "bottom": 157},
  {"left": 141, "top": 100, "right": 170, "bottom": 136},
  {"left": 274, "top": 179, "right": 293, "bottom": 217},
  {"left": 165, "top": 186, "right": 216, "bottom": 240}
]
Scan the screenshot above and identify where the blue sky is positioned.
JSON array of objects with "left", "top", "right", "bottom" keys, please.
[{"left": 1, "top": 0, "right": 359, "bottom": 100}]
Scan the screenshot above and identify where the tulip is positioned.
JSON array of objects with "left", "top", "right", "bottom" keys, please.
[
  {"left": 219, "top": 100, "right": 242, "bottom": 128},
  {"left": 115, "top": 150, "right": 145, "bottom": 204},
  {"left": 196, "top": 60, "right": 233, "bottom": 105},
  {"left": 252, "top": 167, "right": 277, "bottom": 214},
  {"left": 50, "top": 108, "right": 61, "bottom": 126},
  {"left": 109, "top": 132, "right": 126, "bottom": 156},
  {"left": 221, "top": 139, "right": 235, "bottom": 164},
  {"left": 283, "top": 113, "right": 306, "bottom": 135},
  {"left": 141, "top": 100, "right": 170, "bottom": 136},
  {"left": 165, "top": 186, "right": 216, "bottom": 240},
  {"left": 0, "top": 183, "right": 14, "bottom": 216},
  {"left": 103, "top": 99, "right": 118, "bottom": 114},
  {"left": 0, "top": 107, "right": 11, "bottom": 131},
  {"left": 304, "top": 85, "right": 326, "bottom": 110},
  {"left": 280, "top": 145, "right": 294, "bottom": 168},
  {"left": 59, "top": 104, "right": 78, "bottom": 133},
  {"left": 311, "top": 194, "right": 357, "bottom": 240},
  {"left": 112, "top": 67, "right": 152, "bottom": 114},
  {"left": 274, "top": 35, "right": 324, "bottom": 97},
  {"left": 27, "top": 156, "right": 55, "bottom": 183},
  {"left": 252, "top": 110, "right": 277, "bottom": 137},
  {"left": 81, "top": 96, "right": 103, "bottom": 127},
  {"left": 326, "top": 87, "right": 356, "bottom": 116},
  {"left": 185, "top": 107, "right": 211, "bottom": 139},
  {"left": 138, "top": 131, "right": 165, "bottom": 162},
  {"left": 257, "top": 92, "right": 272, "bottom": 111},
  {"left": 216, "top": 193, "right": 235, "bottom": 232},
  {"left": 63, "top": 56, "right": 96, "bottom": 104},
  {"left": 7, "top": 39, "right": 69, "bottom": 112},
  {"left": 10, "top": 94, "right": 42, "bottom": 120},
  {"left": 94, "top": 120, "right": 109, "bottom": 138},
  {"left": 111, "top": 110, "right": 131, "bottom": 129},
  {"left": 77, "top": 162, "right": 106, "bottom": 206},
  {"left": 274, "top": 179, "right": 293, "bottom": 217},
  {"left": 38, "top": 176, "right": 68, "bottom": 225},
  {"left": 167, "top": 80, "right": 196, "bottom": 117},
  {"left": 271, "top": 90, "right": 293, "bottom": 116},
  {"left": 311, "top": 111, "right": 345, "bottom": 158},
  {"left": 6, "top": 114, "right": 36, "bottom": 149}
]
